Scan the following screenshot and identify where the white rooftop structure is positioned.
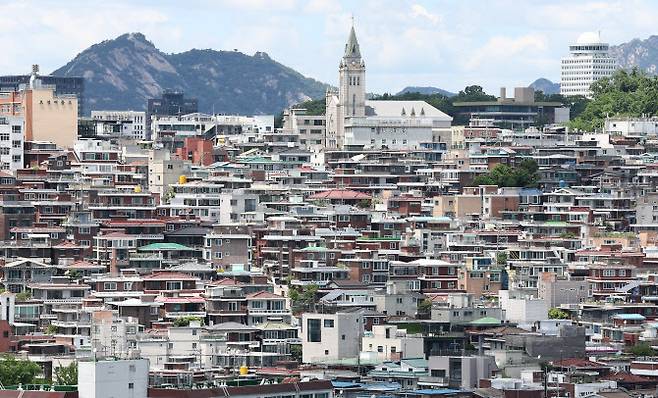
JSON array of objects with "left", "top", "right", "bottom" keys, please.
[{"left": 560, "top": 31, "right": 617, "bottom": 98}]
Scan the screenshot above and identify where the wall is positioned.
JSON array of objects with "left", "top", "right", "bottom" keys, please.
[
  {"left": 78, "top": 359, "right": 149, "bottom": 398},
  {"left": 25, "top": 88, "right": 77, "bottom": 148}
]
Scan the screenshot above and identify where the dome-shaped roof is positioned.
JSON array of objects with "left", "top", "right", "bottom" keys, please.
[{"left": 576, "top": 31, "right": 602, "bottom": 45}]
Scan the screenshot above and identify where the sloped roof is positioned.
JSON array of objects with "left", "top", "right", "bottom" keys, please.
[
  {"left": 308, "top": 189, "right": 371, "bottom": 200},
  {"left": 246, "top": 291, "right": 284, "bottom": 299}
]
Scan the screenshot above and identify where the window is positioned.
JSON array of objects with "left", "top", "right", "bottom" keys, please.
[
  {"left": 166, "top": 281, "right": 182, "bottom": 290},
  {"left": 323, "top": 319, "right": 334, "bottom": 328},
  {"left": 104, "top": 282, "right": 117, "bottom": 291},
  {"left": 307, "top": 319, "right": 321, "bottom": 342},
  {"left": 128, "top": 383, "right": 134, "bottom": 390},
  {"left": 377, "top": 346, "right": 383, "bottom": 353}
]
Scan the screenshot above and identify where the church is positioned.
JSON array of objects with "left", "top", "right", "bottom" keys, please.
[{"left": 325, "top": 24, "right": 452, "bottom": 150}]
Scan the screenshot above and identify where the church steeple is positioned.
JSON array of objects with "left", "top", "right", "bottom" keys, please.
[
  {"left": 338, "top": 20, "right": 366, "bottom": 119},
  {"left": 344, "top": 24, "right": 361, "bottom": 59}
]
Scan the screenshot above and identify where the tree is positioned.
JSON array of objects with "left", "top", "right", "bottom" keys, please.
[
  {"left": 54, "top": 362, "right": 77, "bottom": 385},
  {"left": 570, "top": 68, "right": 658, "bottom": 131},
  {"left": 630, "top": 342, "right": 656, "bottom": 357},
  {"left": 496, "top": 252, "right": 508, "bottom": 266},
  {"left": 548, "top": 308, "right": 570, "bottom": 319},
  {"left": 472, "top": 159, "right": 539, "bottom": 188},
  {"left": 45, "top": 325, "right": 58, "bottom": 335},
  {"left": 417, "top": 299, "right": 433, "bottom": 315},
  {"left": 289, "top": 344, "right": 302, "bottom": 363},
  {"left": 173, "top": 316, "right": 204, "bottom": 327},
  {"left": 15, "top": 291, "right": 31, "bottom": 302},
  {"left": 0, "top": 355, "right": 41, "bottom": 386},
  {"left": 289, "top": 284, "right": 318, "bottom": 311}
]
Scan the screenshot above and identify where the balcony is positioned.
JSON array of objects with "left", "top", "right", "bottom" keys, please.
[
  {"left": 164, "top": 311, "right": 207, "bottom": 319},
  {"left": 248, "top": 308, "right": 289, "bottom": 315}
]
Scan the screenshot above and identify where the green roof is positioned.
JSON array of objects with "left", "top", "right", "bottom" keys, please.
[
  {"left": 138, "top": 243, "right": 192, "bottom": 251},
  {"left": 470, "top": 317, "right": 502, "bottom": 326}
]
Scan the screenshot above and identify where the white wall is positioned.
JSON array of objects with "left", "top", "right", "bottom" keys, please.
[{"left": 78, "top": 359, "right": 149, "bottom": 398}]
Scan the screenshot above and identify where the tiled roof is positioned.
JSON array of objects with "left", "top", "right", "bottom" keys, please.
[{"left": 308, "top": 189, "right": 371, "bottom": 200}]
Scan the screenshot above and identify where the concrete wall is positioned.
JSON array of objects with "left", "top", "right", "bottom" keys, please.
[
  {"left": 78, "top": 359, "right": 149, "bottom": 398},
  {"left": 301, "top": 312, "right": 362, "bottom": 363},
  {"left": 26, "top": 88, "right": 77, "bottom": 148}
]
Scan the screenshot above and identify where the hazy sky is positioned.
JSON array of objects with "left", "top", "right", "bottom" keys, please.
[{"left": 1, "top": 0, "right": 656, "bottom": 95}]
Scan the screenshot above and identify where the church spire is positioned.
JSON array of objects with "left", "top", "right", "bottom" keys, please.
[{"left": 343, "top": 20, "right": 361, "bottom": 59}]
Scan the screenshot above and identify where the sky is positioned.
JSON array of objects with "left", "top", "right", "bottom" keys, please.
[{"left": 1, "top": 0, "right": 657, "bottom": 95}]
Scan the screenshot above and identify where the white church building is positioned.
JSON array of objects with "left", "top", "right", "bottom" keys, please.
[{"left": 325, "top": 24, "right": 452, "bottom": 150}]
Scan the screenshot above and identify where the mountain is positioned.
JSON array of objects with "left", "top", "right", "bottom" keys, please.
[
  {"left": 529, "top": 78, "right": 560, "bottom": 95},
  {"left": 610, "top": 35, "right": 658, "bottom": 74},
  {"left": 52, "top": 33, "right": 329, "bottom": 115},
  {"left": 396, "top": 86, "right": 455, "bottom": 97}
]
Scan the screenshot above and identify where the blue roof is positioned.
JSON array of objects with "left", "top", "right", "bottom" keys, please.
[
  {"left": 411, "top": 389, "right": 461, "bottom": 395},
  {"left": 613, "top": 314, "right": 645, "bottom": 320},
  {"left": 332, "top": 381, "right": 361, "bottom": 388}
]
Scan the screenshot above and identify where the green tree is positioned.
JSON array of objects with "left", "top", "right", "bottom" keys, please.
[
  {"left": 496, "top": 252, "right": 508, "bottom": 266},
  {"left": 630, "top": 342, "right": 656, "bottom": 357},
  {"left": 173, "top": 316, "right": 204, "bottom": 327},
  {"left": 570, "top": 68, "right": 658, "bottom": 131},
  {"left": 0, "top": 355, "right": 41, "bottom": 386},
  {"left": 548, "top": 308, "right": 570, "bottom": 319},
  {"left": 54, "top": 362, "right": 77, "bottom": 385},
  {"left": 45, "top": 325, "right": 58, "bottom": 335},
  {"left": 417, "top": 299, "right": 433, "bottom": 315},
  {"left": 289, "top": 344, "right": 302, "bottom": 363},
  {"left": 289, "top": 284, "right": 318, "bottom": 311},
  {"left": 15, "top": 291, "right": 31, "bottom": 302},
  {"left": 472, "top": 159, "right": 539, "bottom": 188}
]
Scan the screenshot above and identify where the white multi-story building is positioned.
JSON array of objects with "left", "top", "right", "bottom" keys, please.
[
  {"left": 325, "top": 23, "right": 452, "bottom": 149},
  {"left": 282, "top": 108, "right": 325, "bottom": 150},
  {"left": 78, "top": 358, "right": 149, "bottom": 398},
  {"left": 301, "top": 311, "right": 363, "bottom": 364},
  {"left": 0, "top": 115, "right": 24, "bottom": 172},
  {"left": 91, "top": 110, "right": 147, "bottom": 140},
  {"left": 150, "top": 113, "right": 274, "bottom": 143},
  {"left": 560, "top": 31, "right": 617, "bottom": 97}
]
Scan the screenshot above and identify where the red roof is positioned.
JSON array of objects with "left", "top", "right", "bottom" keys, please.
[
  {"left": 605, "top": 371, "right": 654, "bottom": 383},
  {"left": 308, "top": 189, "right": 371, "bottom": 200},
  {"left": 155, "top": 296, "right": 205, "bottom": 304},
  {"left": 246, "top": 291, "right": 284, "bottom": 299},
  {"left": 212, "top": 278, "right": 243, "bottom": 286}
]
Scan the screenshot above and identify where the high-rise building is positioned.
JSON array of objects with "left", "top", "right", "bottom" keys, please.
[
  {"left": 146, "top": 90, "right": 198, "bottom": 139},
  {"left": 0, "top": 65, "right": 84, "bottom": 115},
  {"left": 560, "top": 32, "right": 617, "bottom": 97},
  {"left": 0, "top": 67, "right": 78, "bottom": 149}
]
